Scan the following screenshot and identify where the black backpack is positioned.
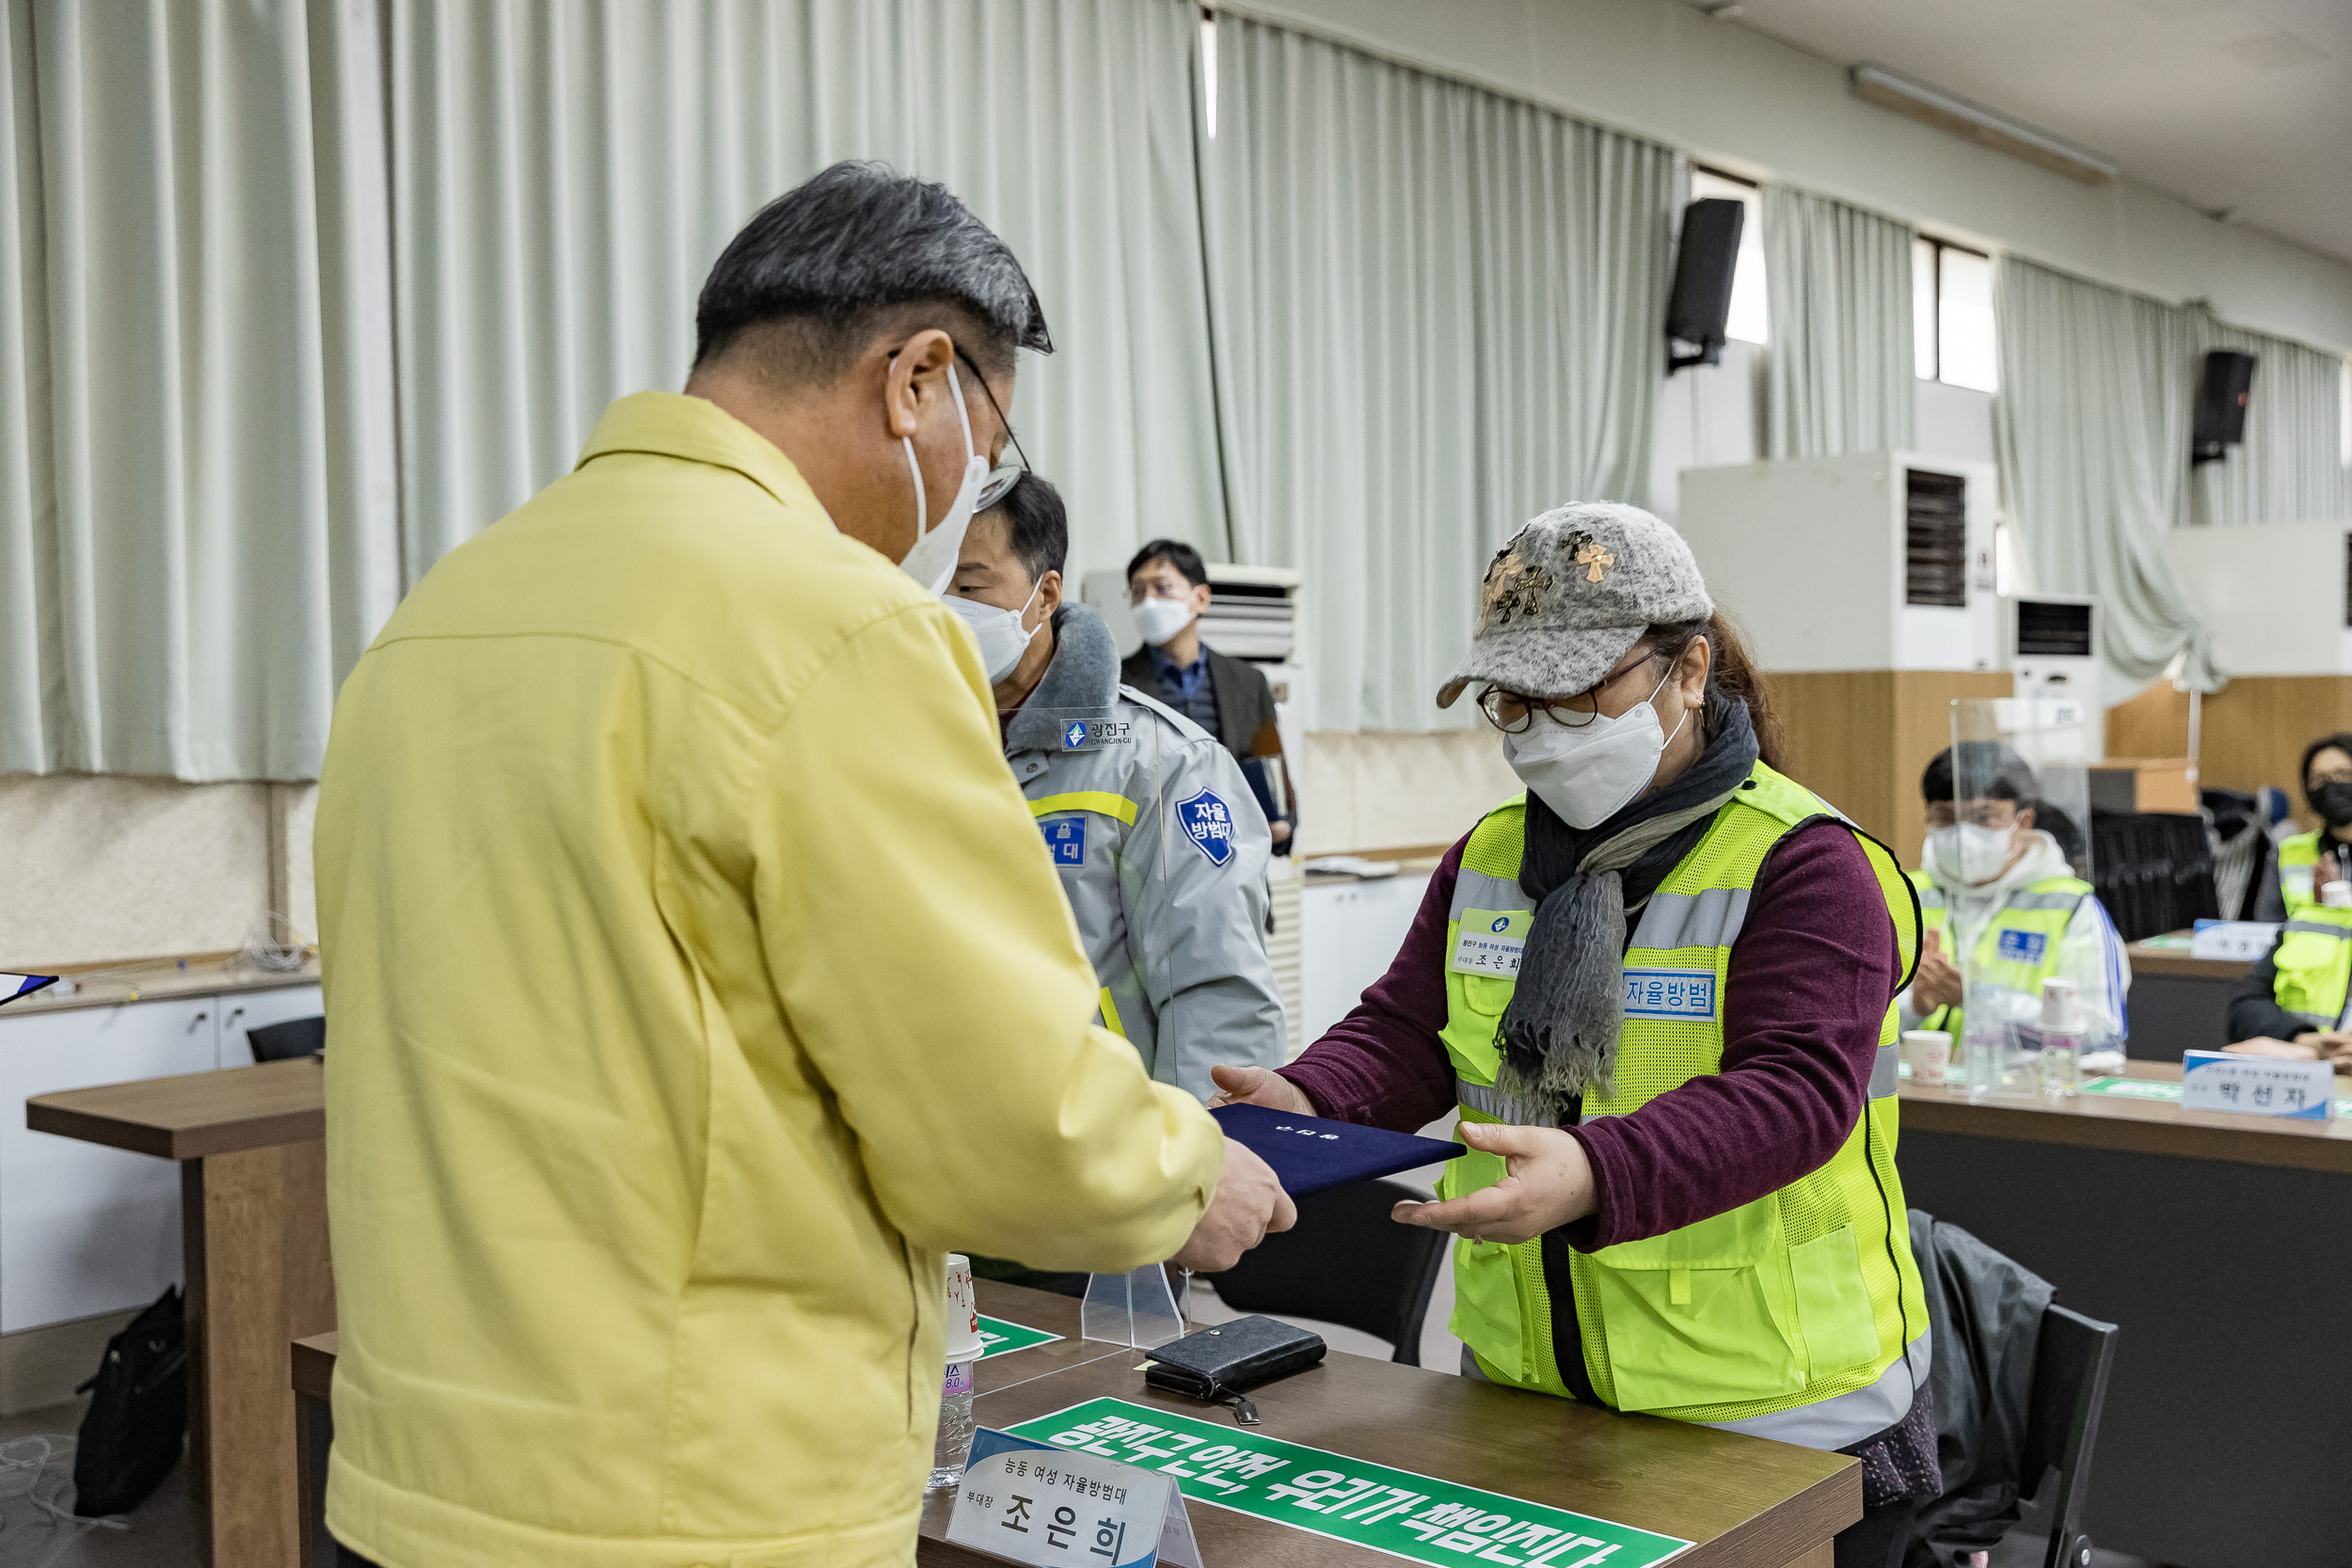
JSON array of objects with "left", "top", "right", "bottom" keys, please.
[{"left": 72, "top": 1286, "right": 188, "bottom": 1516}]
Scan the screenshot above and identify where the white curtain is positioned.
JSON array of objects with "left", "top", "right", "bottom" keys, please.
[
  {"left": 1993, "top": 256, "right": 2219, "bottom": 690},
  {"left": 0, "top": 0, "right": 398, "bottom": 781},
  {"left": 1201, "top": 16, "right": 1674, "bottom": 732},
  {"left": 2187, "top": 312, "right": 2352, "bottom": 528},
  {"left": 389, "top": 0, "right": 1221, "bottom": 592},
  {"left": 1762, "top": 184, "right": 1915, "bottom": 460}
]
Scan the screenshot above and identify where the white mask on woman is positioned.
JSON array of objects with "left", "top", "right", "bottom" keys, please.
[
  {"left": 1132, "top": 594, "right": 1196, "bottom": 648},
  {"left": 1501, "top": 671, "right": 1685, "bottom": 830},
  {"left": 897, "top": 361, "right": 990, "bottom": 596},
  {"left": 944, "top": 580, "right": 1043, "bottom": 686}
]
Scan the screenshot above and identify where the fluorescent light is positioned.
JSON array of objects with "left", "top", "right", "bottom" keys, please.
[
  {"left": 1851, "top": 63, "right": 2117, "bottom": 186},
  {"left": 1200, "top": 12, "right": 1218, "bottom": 138}
]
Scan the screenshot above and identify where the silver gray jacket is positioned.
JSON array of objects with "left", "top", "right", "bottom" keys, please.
[{"left": 1006, "top": 605, "right": 1285, "bottom": 1100}]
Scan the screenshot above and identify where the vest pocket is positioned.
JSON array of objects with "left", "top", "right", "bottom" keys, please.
[
  {"left": 1788, "top": 1224, "right": 1881, "bottom": 1378},
  {"left": 1582, "top": 1195, "right": 1804, "bottom": 1412},
  {"left": 1456, "top": 973, "right": 1514, "bottom": 1018}
]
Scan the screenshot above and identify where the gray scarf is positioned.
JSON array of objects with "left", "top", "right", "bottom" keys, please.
[{"left": 1493, "top": 695, "right": 1760, "bottom": 1118}]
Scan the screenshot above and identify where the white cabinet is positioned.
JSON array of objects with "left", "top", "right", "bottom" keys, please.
[
  {"left": 1299, "top": 875, "right": 1432, "bottom": 1043},
  {"left": 0, "top": 998, "right": 215, "bottom": 1331},
  {"left": 215, "top": 983, "right": 324, "bottom": 1068},
  {"left": 0, "top": 979, "right": 322, "bottom": 1332}
]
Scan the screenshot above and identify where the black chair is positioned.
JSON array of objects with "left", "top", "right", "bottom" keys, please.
[
  {"left": 246, "top": 1014, "right": 325, "bottom": 1063},
  {"left": 1202, "top": 1178, "right": 1448, "bottom": 1366},
  {"left": 2000, "top": 1304, "right": 2121, "bottom": 1568}
]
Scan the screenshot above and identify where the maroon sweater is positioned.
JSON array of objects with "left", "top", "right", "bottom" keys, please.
[{"left": 1279, "top": 820, "right": 1899, "bottom": 1252}]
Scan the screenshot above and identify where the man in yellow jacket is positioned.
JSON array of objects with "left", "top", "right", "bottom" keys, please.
[{"left": 314, "top": 162, "right": 1292, "bottom": 1568}]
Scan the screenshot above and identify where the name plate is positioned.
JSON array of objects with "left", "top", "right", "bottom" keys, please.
[
  {"left": 948, "top": 1428, "right": 1198, "bottom": 1568},
  {"left": 1449, "top": 909, "right": 1527, "bottom": 978},
  {"left": 2180, "top": 1052, "right": 2335, "bottom": 1119},
  {"left": 978, "top": 1315, "right": 1065, "bottom": 1359},
  {"left": 2188, "top": 921, "right": 2280, "bottom": 961}
]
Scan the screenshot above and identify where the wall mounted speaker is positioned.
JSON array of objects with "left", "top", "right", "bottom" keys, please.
[
  {"left": 2192, "top": 349, "right": 2256, "bottom": 466},
  {"left": 1666, "top": 198, "right": 1744, "bottom": 372}
]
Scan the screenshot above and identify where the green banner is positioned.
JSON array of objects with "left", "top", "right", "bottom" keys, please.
[
  {"left": 2080, "top": 1074, "right": 2352, "bottom": 1118},
  {"left": 977, "top": 1315, "right": 1063, "bottom": 1360},
  {"left": 1006, "top": 1396, "right": 1691, "bottom": 1568}
]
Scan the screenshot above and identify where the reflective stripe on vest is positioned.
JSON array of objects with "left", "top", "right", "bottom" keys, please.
[
  {"left": 1905, "top": 870, "right": 2087, "bottom": 1042},
  {"left": 2272, "top": 909, "right": 2352, "bottom": 1028},
  {"left": 1437, "top": 767, "right": 1927, "bottom": 1441}
]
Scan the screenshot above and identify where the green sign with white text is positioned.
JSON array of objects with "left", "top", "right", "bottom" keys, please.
[
  {"left": 1005, "top": 1396, "right": 1691, "bottom": 1567},
  {"left": 2080, "top": 1074, "right": 2352, "bottom": 1119},
  {"left": 977, "top": 1315, "right": 1062, "bottom": 1359}
]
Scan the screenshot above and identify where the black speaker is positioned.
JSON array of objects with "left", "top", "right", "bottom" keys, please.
[
  {"left": 1666, "top": 198, "right": 1744, "bottom": 372},
  {"left": 2192, "top": 349, "right": 2256, "bottom": 465}
]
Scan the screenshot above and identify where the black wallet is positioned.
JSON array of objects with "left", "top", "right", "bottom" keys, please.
[{"left": 1144, "top": 1316, "right": 1325, "bottom": 1425}]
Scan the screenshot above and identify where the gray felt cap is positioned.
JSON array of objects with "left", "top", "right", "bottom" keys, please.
[{"left": 1437, "top": 502, "right": 1714, "bottom": 709}]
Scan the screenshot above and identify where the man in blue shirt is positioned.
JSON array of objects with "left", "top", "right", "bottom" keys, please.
[{"left": 1121, "top": 539, "right": 1295, "bottom": 854}]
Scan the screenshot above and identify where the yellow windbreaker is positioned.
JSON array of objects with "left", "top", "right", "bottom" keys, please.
[{"left": 314, "top": 392, "right": 1223, "bottom": 1568}]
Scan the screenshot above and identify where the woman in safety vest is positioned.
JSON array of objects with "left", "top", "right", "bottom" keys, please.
[
  {"left": 1901, "top": 743, "right": 2129, "bottom": 1058},
  {"left": 1211, "top": 504, "right": 1935, "bottom": 1568},
  {"left": 2249, "top": 733, "right": 2352, "bottom": 921}
]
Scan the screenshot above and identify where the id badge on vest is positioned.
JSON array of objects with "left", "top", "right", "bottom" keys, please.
[{"left": 1451, "top": 909, "right": 1530, "bottom": 977}]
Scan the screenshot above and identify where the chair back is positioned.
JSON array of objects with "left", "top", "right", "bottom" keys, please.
[
  {"left": 246, "top": 1014, "right": 325, "bottom": 1063},
  {"left": 2020, "top": 1302, "right": 2120, "bottom": 1568},
  {"left": 1203, "top": 1179, "right": 1447, "bottom": 1365}
]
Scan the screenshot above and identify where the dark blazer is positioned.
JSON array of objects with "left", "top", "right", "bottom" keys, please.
[{"left": 1122, "top": 643, "right": 1295, "bottom": 846}]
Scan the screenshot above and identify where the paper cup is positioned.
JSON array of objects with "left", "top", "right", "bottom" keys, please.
[
  {"left": 943, "top": 1254, "right": 985, "bottom": 1364},
  {"left": 2323, "top": 880, "right": 2352, "bottom": 910},
  {"left": 1901, "top": 1030, "right": 1952, "bottom": 1085}
]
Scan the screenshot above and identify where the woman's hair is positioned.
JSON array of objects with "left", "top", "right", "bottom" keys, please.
[
  {"left": 2300, "top": 733, "right": 2352, "bottom": 799},
  {"left": 1643, "top": 610, "right": 1785, "bottom": 773}
]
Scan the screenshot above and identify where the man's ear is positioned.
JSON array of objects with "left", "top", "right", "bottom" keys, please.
[
  {"left": 1038, "top": 569, "right": 1064, "bottom": 614},
  {"left": 882, "top": 328, "right": 957, "bottom": 440},
  {"left": 1190, "top": 580, "right": 1213, "bottom": 614},
  {"left": 2015, "top": 805, "right": 2038, "bottom": 832}
]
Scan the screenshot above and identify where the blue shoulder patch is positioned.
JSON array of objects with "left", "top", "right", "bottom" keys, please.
[{"left": 1175, "top": 787, "right": 1237, "bottom": 866}]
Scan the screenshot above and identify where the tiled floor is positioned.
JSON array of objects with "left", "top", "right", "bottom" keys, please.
[{"left": 0, "top": 1399, "right": 198, "bottom": 1568}]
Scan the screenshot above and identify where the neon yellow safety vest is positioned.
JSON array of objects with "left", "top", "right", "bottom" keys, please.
[
  {"left": 2278, "top": 832, "right": 2326, "bottom": 918},
  {"left": 1438, "top": 761, "right": 1928, "bottom": 1439},
  {"left": 1906, "top": 871, "right": 2091, "bottom": 1042},
  {"left": 2271, "top": 906, "right": 2352, "bottom": 1028}
]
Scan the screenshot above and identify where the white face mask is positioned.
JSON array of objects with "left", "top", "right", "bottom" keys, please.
[
  {"left": 1132, "top": 594, "right": 1197, "bottom": 648},
  {"left": 1501, "top": 671, "right": 1685, "bottom": 830},
  {"left": 945, "top": 579, "right": 1043, "bottom": 686},
  {"left": 897, "top": 360, "right": 991, "bottom": 596},
  {"left": 1925, "top": 823, "right": 2016, "bottom": 887}
]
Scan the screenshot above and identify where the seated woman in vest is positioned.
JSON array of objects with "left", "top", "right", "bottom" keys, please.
[
  {"left": 2248, "top": 733, "right": 2352, "bottom": 920},
  {"left": 1208, "top": 504, "right": 1934, "bottom": 1568},
  {"left": 2224, "top": 862, "right": 2352, "bottom": 1069},
  {"left": 1900, "top": 743, "right": 2129, "bottom": 1061}
]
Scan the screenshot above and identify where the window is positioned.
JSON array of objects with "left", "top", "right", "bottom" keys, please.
[
  {"left": 1690, "top": 167, "right": 1766, "bottom": 346},
  {"left": 1914, "top": 237, "right": 1997, "bottom": 393}
]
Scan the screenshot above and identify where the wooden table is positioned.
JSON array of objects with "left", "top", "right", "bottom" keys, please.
[
  {"left": 920, "top": 1283, "right": 1856, "bottom": 1568},
  {"left": 289, "top": 1281, "right": 1855, "bottom": 1568},
  {"left": 29, "top": 1058, "right": 330, "bottom": 1568},
  {"left": 1897, "top": 1061, "right": 2351, "bottom": 1567},
  {"left": 2123, "top": 936, "right": 2256, "bottom": 1059}
]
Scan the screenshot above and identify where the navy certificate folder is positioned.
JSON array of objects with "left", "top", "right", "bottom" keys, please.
[{"left": 1209, "top": 1103, "right": 1466, "bottom": 1198}]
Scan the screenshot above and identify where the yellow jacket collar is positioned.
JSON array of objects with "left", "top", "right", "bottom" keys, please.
[{"left": 576, "top": 390, "right": 833, "bottom": 524}]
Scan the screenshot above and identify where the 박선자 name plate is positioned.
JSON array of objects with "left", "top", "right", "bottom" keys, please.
[
  {"left": 2181, "top": 1051, "right": 2335, "bottom": 1119},
  {"left": 2187, "top": 921, "right": 2280, "bottom": 962}
]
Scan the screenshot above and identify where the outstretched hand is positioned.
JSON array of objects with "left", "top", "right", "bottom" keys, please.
[
  {"left": 1206, "top": 1063, "right": 1314, "bottom": 1115},
  {"left": 1390, "top": 1121, "right": 1596, "bottom": 1245}
]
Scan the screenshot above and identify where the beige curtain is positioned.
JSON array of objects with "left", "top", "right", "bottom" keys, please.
[
  {"left": 0, "top": 0, "right": 398, "bottom": 780},
  {"left": 1763, "top": 184, "right": 1915, "bottom": 459},
  {"left": 1200, "top": 15, "right": 1675, "bottom": 731}
]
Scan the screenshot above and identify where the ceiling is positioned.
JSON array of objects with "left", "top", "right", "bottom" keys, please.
[{"left": 1709, "top": 0, "right": 2352, "bottom": 264}]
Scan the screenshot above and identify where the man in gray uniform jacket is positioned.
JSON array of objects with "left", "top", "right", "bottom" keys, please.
[{"left": 944, "top": 475, "right": 1285, "bottom": 1099}]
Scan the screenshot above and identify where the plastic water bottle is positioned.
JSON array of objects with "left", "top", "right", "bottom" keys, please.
[
  {"left": 928, "top": 1254, "right": 986, "bottom": 1490},
  {"left": 929, "top": 1358, "right": 976, "bottom": 1490},
  {"left": 2041, "top": 977, "right": 2082, "bottom": 1100}
]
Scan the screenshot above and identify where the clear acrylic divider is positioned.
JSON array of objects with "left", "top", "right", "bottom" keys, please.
[{"left": 1081, "top": 1266, "right": 1187, "bottom": 1349}]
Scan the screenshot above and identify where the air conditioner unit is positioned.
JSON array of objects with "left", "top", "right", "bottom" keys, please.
[
  {"left": 2002, "top": 593, "right": 2103, "bottom": 760},
  {"left": 1676, "top": 451, "right": 1999, "bottom": 671},
  {"left": 2162, "top": 519, "right": 2352, "bottom": 674}
]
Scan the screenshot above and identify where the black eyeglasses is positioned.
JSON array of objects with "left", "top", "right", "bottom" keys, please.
[
  {"left": 1476, "top": 649, "right": 1662, "bottom": 735},
  {"left": 955, "top": 348, "right": 1031, "bottom": 511}
]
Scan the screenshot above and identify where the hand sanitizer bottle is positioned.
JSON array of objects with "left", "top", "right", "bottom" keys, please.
[{"left": 2041, "top": 977, "right": 2083, "bottom": 1100}]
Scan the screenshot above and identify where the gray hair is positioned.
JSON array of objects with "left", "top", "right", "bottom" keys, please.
[{"left": 694, "top": 160, "right": 1052, "bottom": 379}]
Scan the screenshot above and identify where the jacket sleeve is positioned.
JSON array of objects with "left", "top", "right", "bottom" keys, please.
[
  {"left": 753, "top": 603, "right": 1224, "bottom": 1272},
  {"left": 2058, "top": 895, "right": 2131, "bottom": 1049},
  {"left": 1127, "top": 732, "right": 1288, "bottom": 1100},
  {"left": 2227, "top": 927, "right": 2307, "bottom": 1043}
]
